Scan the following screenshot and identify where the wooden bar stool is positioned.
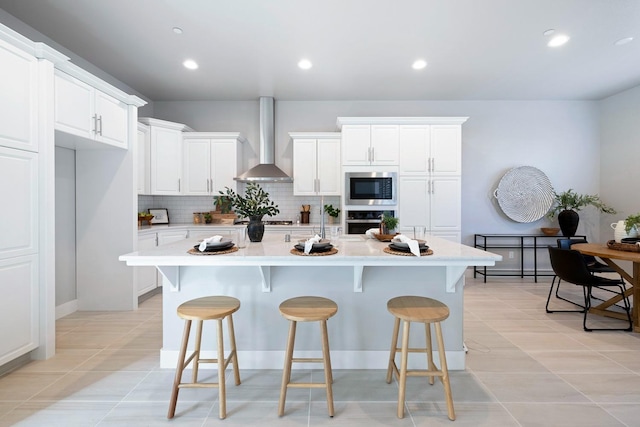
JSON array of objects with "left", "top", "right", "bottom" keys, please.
[
  {"left": 278, "top": 296, "right": 338, "bottom": 417},
  {"left": 386, "top": 295, "right": 455, "bottom": 420},
  {"left": 167, "top": 296, "right": 241, "bottom": 420}
]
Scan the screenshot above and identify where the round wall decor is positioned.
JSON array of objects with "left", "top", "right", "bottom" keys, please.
[{"left": 493, "top": 166, "right": 554, "bottom": 223}]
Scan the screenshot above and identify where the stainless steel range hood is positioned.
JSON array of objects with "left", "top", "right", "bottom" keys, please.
[{"left": 234, "top": 97, "right": 292, "bottom": 182}]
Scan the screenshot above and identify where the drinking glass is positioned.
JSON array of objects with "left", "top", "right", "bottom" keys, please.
[
  {"left": 330, "top": 226, "right": 341, "bottom": 241},
  {"left": 413, "top": 226, "right": 426, "bottom": 240},
  {"left": 236, "top": 227, "right": 247, "bottom": 248}
]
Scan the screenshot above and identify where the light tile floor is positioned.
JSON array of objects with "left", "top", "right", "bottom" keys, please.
[{"left": 2, "top": 274, "right": 640, "bottom": 426}]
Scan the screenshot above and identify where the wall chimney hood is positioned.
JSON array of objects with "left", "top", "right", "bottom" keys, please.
[{"left": 234, "top": 97, "right": 292, "bottom": 182}]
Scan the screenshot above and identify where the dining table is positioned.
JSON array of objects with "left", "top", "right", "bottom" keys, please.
[{"left": 573, "top": 242, "right": 640, "bottom": 332}]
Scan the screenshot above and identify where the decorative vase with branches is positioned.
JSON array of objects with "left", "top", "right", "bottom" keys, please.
[
  {"left": 547, "top": 189, "right": 616, "bottom": 237},
  {"left": 220, "top": 183, "right": 280, "bottom": 242}
]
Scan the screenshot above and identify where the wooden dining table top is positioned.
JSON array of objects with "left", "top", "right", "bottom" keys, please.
[{"left": 572, "top": 242, "right": 640, "bottom": 263}]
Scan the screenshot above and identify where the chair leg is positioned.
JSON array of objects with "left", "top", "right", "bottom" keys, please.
[
  {"left": 216, "top": 318, "right": 226, "bottom": 419},
  {"left": 386, "top": 317, "right": 400, "bottom": 384},
  {"left": 227, "top": 314, "right": 241, "bottom": 386},
  {"left": 546, "top": 276, "right": 585, "bottom": 313},
  {"left": 397, "top": 320, "right": 410, "bottom": 419},
  {"left": 435, "top": 322, "right": 455, "bottom": 421},
  {"left": 583, "top": 285, "right": 633, "bottom": 332},
  {"left": 320, "top": 319, "right": 334, "bottom": 417},
  {"left": 278, "top": 320, "right": 296, "bottom": 417},
  {"left": 168, "top": 320, "right": 191, "bottom": 419}
]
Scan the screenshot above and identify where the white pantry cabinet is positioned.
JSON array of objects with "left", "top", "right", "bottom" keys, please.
[
  {"left": 139, "top": 118, "right": 193, "bottom": 195},
  {"left": 137, "top": 122, "right": 150, "bottom": 194},
  {"left": 182, "top": 133, "right": 245, "bottom": 195},
  {"left": 339, "top": 124, "right": 399, "bottom": 166},
  {"left": 398, "top": 175, "right": 461, "bottom": 233},
  {"left": 399, "top": 125, "right": 461, "bottom": 176},
  {"left": 54, "top": 70, "right": 129, "bottom": 149},
  {"left": 290, "top": 132, "right": 341, "bottom": 196}
]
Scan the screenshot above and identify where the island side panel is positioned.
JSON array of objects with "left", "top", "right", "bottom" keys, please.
[{"left": 160, "top": 264, "right": 466, "bottom": 370}]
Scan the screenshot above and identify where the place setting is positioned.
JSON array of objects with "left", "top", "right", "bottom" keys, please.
[
  {"left": 383, "top": 234, "right": 432, "bottom": 257},
  {"left": 290, "top": 234, "right": 338, "bottom": 256},
  {"left": 187, "top": 235, "right": 239, "bottom": 255}
]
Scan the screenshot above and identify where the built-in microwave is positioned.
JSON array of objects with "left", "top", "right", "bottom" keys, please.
[{"left": 345, "top": 172, "right": 397, "bottom": 206}]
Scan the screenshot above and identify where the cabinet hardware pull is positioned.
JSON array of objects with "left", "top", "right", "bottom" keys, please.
[
  {"left": 178, "top": 179, "right": 181, "bottom": 192},
  {"left": 371, "top": 146, "right": 375, "bottom": 162},
  {"left": 98, "top": 115, "right": 103, "bottom": 135},
  {"left": 92, "top": 114, "right": 97, "bottom": 134},
  {"left": 206, "top": 179, "right": 209, "bottom": 193}
]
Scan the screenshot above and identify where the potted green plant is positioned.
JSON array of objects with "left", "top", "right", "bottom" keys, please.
[
  {"left": 213, "top": 195, "right": 233, "bottom": 214},
  {"left": 324, "top": 204, "right": 340, "bottom": 224},
  {"left": 624, "top": 213, "right": 640, "bottom": 234},
  {"left": 547, "top": 189, "right": 616, "bottom": 237},
  {"left": 380, "top": 213, "right": 399, "bottom": 235},
  {"left": 219, "top": 183, "right": 280, "bottom": 242}
]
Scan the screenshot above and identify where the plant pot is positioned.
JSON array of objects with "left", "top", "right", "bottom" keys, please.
[
  {"left": 247, "top": 215, "right": 265, "bottom": 242},
  {"left": 558, "top": 209, "right": 579, "bottom": 237}
]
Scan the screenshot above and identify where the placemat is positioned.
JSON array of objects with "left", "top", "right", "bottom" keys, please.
[
  {"left": 383, "top": 247, "right": 433, "bottom": 257},
  {"left": 187, "top": 246, "right": 239, "bottom": 256},
  {"left": 607, "top": 240, "right": 640, "bottom": 253},
  {"left": 290, "top": 247, "right": 339, "bottom": 256}
]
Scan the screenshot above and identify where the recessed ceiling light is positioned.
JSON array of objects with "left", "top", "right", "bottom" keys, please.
[
  {"left": 547, "top": 34, "right": 570, "bottom": 47},
  {"left": 183, "top": 59, "right": 198, "bottom": 70},
  {"left": 543, "top": 29, "right": 555, "bottom": 36},
  {"left": 412, "top": 59, "right": 427, "bottom": 70},
  {"left": 298, "top": 59, "right": 312, "bottom": 70},
  {"left": 614, "top": 37, "right": 634, "bottom": 46},
  {"left": 172, "top": 27, "right": 183, "bottom": 34}
]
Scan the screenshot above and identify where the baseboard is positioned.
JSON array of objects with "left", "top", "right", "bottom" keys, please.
[
  {"left": 138, "top": 286, "right": 162, "bottom": 304},
  {"left": 160, "top": 350, "right": 466, "bottom": 371},
  {"left": 55, "top": 299, "right": 78, "bottom": 319}
]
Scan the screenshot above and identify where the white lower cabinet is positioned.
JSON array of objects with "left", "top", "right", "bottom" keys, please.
[
  {"left": 157, "top": 230, "right": 188, "bottom": 246},
  {"left": 0, "top": 255, "right": 39, "bottom": 366},
  {"left": 136, "top": 233, "right": 158, "bottom": 296}
]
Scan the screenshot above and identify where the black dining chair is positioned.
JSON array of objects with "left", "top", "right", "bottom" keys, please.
[
  {"left": 546, "top": 238, "right": 622, "bottom": 313},
  {"left": 547, "top": 246, "right": 632, "bottom": 332}
]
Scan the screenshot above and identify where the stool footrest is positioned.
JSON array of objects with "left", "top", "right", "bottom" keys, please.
[
  {"left": 394, "top": 347, "right": 431, "bottom": 353},
  {"left": 178, "top": 383, "right": 219, "bottom": 389},
  {"left": 288, "top": 383, "right": 328, "bottom": 388},
  {"left": 291, "top": 357, "right": 323, "bottom": 363}
]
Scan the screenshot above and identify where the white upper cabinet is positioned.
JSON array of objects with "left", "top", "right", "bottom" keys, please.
[
  {"left": 399, "top": 125, "right": 462, "bottom": 176},
  {"left": 291, "top": 132, "right": 341, "bottom": 196},
  {"left": 340, "top": 124, "right": 398, "bottom": 166},
  {"left": 54, "top": 70, "right": 129, "bottom": 148},
  {"left": 137, "top": 122, "right": 150, "bottom": 194},
  {"left": 140, "top": 118, "right": 193, "bottom": 195},
  {"left": 182, "top": 133, "right": 244, "bottom": 196},
  {"left": 0, "top": 38, "right": 38, "bottom": 152}
]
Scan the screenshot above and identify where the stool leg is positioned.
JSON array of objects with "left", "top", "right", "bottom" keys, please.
[
  {"left": 320, "top": 319, "right": 334, "bottom": 417},
  {"left": 435, "top": 322, "right": 455, "bottom": 421},
  {"left": 279, "top": 320, "right": 297, "bottom": 416},
  {"left": 386, "top": 317, "right": 401, "bottom": 384},
  {"left": 227, "top": 313, "right": 241, "bottom": 386},
  {"left": 397, "top": 319, "right": 411, "bottom": 419},
  {"left": 216, "top": 318, "right": 226, "bottom": 419},
  {"left": 424, "top": 322, "right": 435, "bottom": 386},
  {"left": 168, "top": 319, "right": 191, "bottom": 419},
  {"left": 192, "top": 320, "right": 203, "bottom": 383}
]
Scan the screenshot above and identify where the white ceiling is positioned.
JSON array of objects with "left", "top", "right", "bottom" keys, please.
[{"left": 1, "top": 0, "right": 639, "bottom": 102}]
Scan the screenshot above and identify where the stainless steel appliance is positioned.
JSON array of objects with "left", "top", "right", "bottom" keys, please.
[
  {"left": 345, "top": 172, "right": 397, "bottom": 206},
  {"left": 346, "top": 210, "right": 395, "bottom": 234}
]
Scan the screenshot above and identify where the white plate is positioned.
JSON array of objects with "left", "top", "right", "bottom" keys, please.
[
  {"left": 390, "top": 239, "right": 427, "bottom": 249},
  {"left": 297, "top": 239, "right": 331, "bottom": 248},
  {"left": 200, "top": 237, "right": 233, "bottom": 248}
]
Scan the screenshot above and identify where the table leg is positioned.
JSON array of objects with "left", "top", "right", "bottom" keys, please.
[{"left": 633, "top": 262, "right": 640, "bottom": 332}]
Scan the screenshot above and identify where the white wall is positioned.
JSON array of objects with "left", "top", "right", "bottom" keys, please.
[
  {"left": 54, "top": 147, "right": 76, "bottom": 306},
  {"left": 599, "top": 84, "right": 640, "bottom": 236},
  {"left": 153, "top": 99, "right": 603, "bottom": 250}
]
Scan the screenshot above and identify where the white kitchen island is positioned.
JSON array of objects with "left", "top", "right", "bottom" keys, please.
[{"left": 120, "top": 234, "right": 500, "bottom": 370}]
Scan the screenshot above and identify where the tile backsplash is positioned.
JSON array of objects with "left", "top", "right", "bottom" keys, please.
[{"left": 138, "top": 183, "right": 340, "bottom": 225}]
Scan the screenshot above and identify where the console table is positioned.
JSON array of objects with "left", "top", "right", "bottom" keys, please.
[{"left": 473, "top": 234, "right": 585, "bottom": 283}]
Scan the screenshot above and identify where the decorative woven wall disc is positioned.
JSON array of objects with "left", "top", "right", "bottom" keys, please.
[{"left": 493, "top": 166, "right": 554, "bottom": 223}]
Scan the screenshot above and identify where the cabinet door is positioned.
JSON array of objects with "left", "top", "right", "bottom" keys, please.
[
  {"left": 371, "top": 125, "right": 399, "bottom": 165},
  {"left": 399, "top": 125, "right": 430, "bottom": 174},
  {"left": 137, "top": 123, "right": 150, "bottom": 194},
  {"left": 94, "top": 90, "right": 128, "bottom": 148},
  {"left": 54, "top": 71, "right": 94, "bottom": 140},
  {"left": 157, "top": 230, "right": 188, "bottom": 246},
  {"left": 0, "top": 147, "right": 38, "bottom": 259},
  {"left": 151, "top": 127, "right": 183, "bottom": 195},
  {"left": 398, "top": 176, "right": 429, "bottom": 228},
  {"left": 136, "top": 233, "right": 158, "bottom": 296},
  {"left": 0, "top": 255, "right": 39, "bottom": 366},
  {"left": 183, "top": 138, "right": 211, "bottom": 195},
  {"left": 341, "top": 125, "right": 371, "bottom": 165},
  {"left": 211, "top": 140, "right": 238, "bottom": 194},
  {"left": 293, "top": 138, "right": 318, "bottom": 195},
  {"left": 0, "top": 39, "right": 38, "bottom": 152},
  {"left": 430, "top": 176, "right": 461, "bottom": 231},
  {"left": 317, "top": 138, "right": 341, "bottom": 195},
  {"left": 430, "top": 125, "right": 461, "bottom": 175}
]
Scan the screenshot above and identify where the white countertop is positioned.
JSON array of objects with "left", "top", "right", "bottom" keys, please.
[{"left": 121, "top": 234, "right": 501, "bottom": 268}]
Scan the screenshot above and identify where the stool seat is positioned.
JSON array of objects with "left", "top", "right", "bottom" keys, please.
[
  {"left": 387, "top": 295, "right": 449, "bottom": 323},
  {"left": 279, "top": 296, "right": 338, "bottom": 322},
  {"left": 279, "top": 296, "right": 337, "bottom": 417},
  {"left": 177, "top": 296, "right": 240, "bottom": 320}
]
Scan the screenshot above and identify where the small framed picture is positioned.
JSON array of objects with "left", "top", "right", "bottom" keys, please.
[{"left": 148, "top": 208, "right": 169, "bottom": 224}]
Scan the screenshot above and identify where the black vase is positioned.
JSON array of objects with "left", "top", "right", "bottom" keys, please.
[
  {"left": 247, "top": 215, "right": 265, "bottom": 242},
  {"left": 558, "top": 209, "right": 579, "bottom": 237}
]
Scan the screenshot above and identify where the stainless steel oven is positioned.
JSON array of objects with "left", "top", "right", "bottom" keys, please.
[
  {"left": 345, "top": 172, "right": 397, "bottom": 206},
  {"left": 346, "top": 210, "right": 395, "bottom": 234}
]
